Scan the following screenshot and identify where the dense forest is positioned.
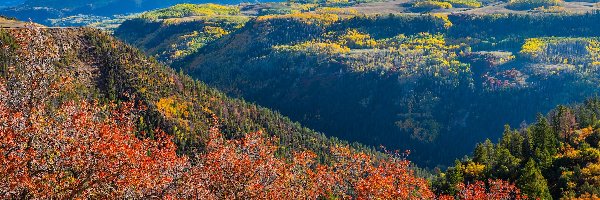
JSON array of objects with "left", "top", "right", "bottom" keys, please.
[
  {"left": 0, "top": 26, "right": 533, "bottom": 199},
  {"left": 0, "top": 26, "right": 387, "bottom": 165},
  {"left": 436, "top": 99, "right": 600, "bottom": 199},
  {"left": 3, "top": 25, "right": 599, "bottom": 199},
  {"left": 3, "top": 0, "right": 600, "bottom": 199},
  {"left": 115, "top": 2, "right": 600, "bottom": 168}
]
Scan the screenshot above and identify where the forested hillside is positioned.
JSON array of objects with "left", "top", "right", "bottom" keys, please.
[
  {"left": 1, "top": 26, "right": 389, "bottom": 164},
  {"left": 115, "top": 4, "right": 250, "bottom": 63},
  {"left": 5, "top": 26, "right": 600, "bottom": 199},
  {"left": 0, "top": 27, "right": 416, "bottom": 198},
  {"left": 3, "top": 0, "right": 600, "bottom": 198},
  {"left": 1, "top": 25, "right": 539, "bottom": 199},
  {"left": 116, "top": 3, "right": 600, "bottom": 168},
  {"left": 436, "top": 98, "right": 600, "bottom": 199}
]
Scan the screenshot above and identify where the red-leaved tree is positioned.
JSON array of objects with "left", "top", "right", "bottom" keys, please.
[{"left": 0, "top": 98, "right": 188, "bottom": 199}]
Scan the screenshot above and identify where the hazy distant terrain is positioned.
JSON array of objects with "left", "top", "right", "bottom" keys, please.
[{"left": 0, "top": 0, "right": 284, "bottom": 26}]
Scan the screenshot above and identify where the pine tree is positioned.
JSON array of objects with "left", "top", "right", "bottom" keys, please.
[
  {"left": 499, "top": 124, "right": 525, "bottom": 158},
  {"left": 529, "top": 114, "right": 558, "bottom": 169},
  {"left": 491, "top": 146, "right": 521, "bottom": 180},
  {"left": 517, "top": 159, "right": 552, "bottom": 200},
  {"left": 551, "top": 105, "right": 576, "bottom": 143},
  {"left": 474, "top": 139, "right": 495, "bottom": 166},
  {"left": 446, "top": 160, "right": 465, "bottom": 195}
]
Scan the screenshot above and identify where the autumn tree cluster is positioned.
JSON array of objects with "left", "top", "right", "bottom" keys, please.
[
  {"left": 0, "top": 27, "right": 528, "bottom": 199},
  {"left": 436, "top": 99, "right": 600, "bottom": 199},
  {"left": 0, "top": 92, "right": 521, "bottom": 199}
]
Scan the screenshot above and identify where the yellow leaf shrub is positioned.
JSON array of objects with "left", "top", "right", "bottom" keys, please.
[
  {"left": 156, "top": 96, "right": 192, "bottom": 119},
  {"left": 339, "top": 29, "right": 377, "bottom": 49}
]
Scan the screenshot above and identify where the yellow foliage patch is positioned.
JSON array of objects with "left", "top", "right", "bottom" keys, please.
[
  {"left": 464, "top": 162, "right": 486, "bottom": 177},
  {"left": 577, "top": 127, "right": 594, "bottom": 143},
  {"left": 204, "top": 26, "right": 229, "bottom": 37},
  {"left": 257, "top": 12, "right": 340, "bottom": 26},
  {"left": 339, "top": 29, "right": 377, "bottom": 49},
  {"left": 315, "top": 7, "right": 359, "bottom": 15},
  {"left": 520, "top": 38, "right": 545, "bottom": 58},
  {"left": 156, "top": 96, "right": 192, "bottom": 119},
  {"left": 413, "top": 1, "right": 453, "bottom": 10},
  {"left": 582, "top": 163, "right": 600, "bottom": 185},
  {"left": 432, "top": 14, "right": 453, "bottom": 29}
]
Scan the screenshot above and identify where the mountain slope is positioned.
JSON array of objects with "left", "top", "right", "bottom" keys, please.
[
  {"left": 0, "top": 26, "right": 448, "bottom": 199},
  {"left": 118, "top": 11, "right": 600, "bottom": 167},
  {"left": 0, "top": 27, "right": 381, "bottom": 164},
  {"left": 2, "top": 26, "right": 594, "bottom": 199},
  {"left": 435, "top": 98, "right": 600, "bottom": 199}
]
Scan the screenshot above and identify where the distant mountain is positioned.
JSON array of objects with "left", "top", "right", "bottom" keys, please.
[
  {"left": 20, "top": 0, "right": 244, "bottom": 13},
  {"left": 0, "top": 0, "right": 283, "bottom": 26}
]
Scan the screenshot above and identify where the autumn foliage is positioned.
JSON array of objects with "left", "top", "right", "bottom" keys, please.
[
  {"left": 0, "top": 27, "right": 527, "bottom": 199},
  {"left": 0, "top": 95, "right": 519, "bottom": 199},
  {"left": 455, "top": 180, "right": 526, "bottom": 200},
  {"left": 0, "top": 77, "right": 434, "bottom": 199},
  {"left": 0, "top": 99, "right": 188, "bottom": 199},
  {"left": 167, "top": 117, "right": 435, "bottom": 199}
]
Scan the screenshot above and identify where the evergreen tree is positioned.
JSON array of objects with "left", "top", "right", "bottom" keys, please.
[
  {"left": 473, "top": 139, "right": 495, "bottom": 166},
  {"left": 551, "top": 105, "right": 576, "bottom": 143},
  {"left": 517, "top": 159, "right": 552, "bottom": 200},
  {"left": 576, "top": 97, "right": 600, "bottom": 128},
  {"left": 529, "top": 114, "right": 558, "bottom": 169},
  {"left": 446, "top": 160, "right": 465, "bottom": 195},
  {"left": 499, "top": 124, "right": 525, "bottom": 158},
  {"left": 491, "top": 146, "right": 521, "bottom": 180}
]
